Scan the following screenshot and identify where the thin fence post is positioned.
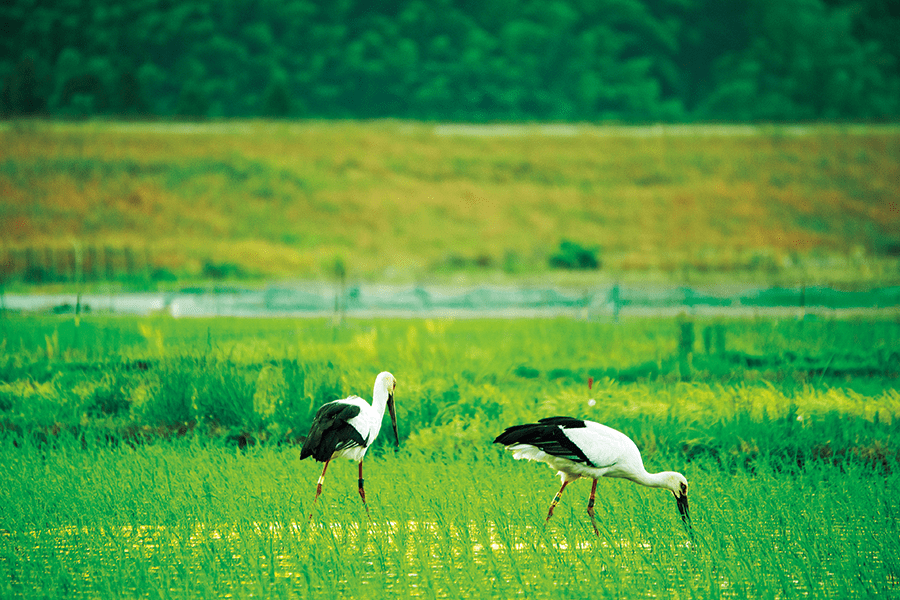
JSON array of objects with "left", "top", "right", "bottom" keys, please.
[
  {"left": 85, "top": 246, "right": 97, "bottom": 281},
  {"left": 677, "top": 317, "right": 694, "bottom": 381},
  {"left": 73, "top": 242, "right": 83, "bottom": 285},
  {"left": 611, "top": 283, "right": 620, "bottom": 322},
  {"left": 104, "top": 246, "right": 115, "bottom": 281},
  {"left": 332, "top": 257, "right": 346, "bottom": 327},
  {"left": 24, "top": 246, "right": 36, "bottom": 281},
  {"left": 63, "top": 246, "right": 75, "bottom": 282}
]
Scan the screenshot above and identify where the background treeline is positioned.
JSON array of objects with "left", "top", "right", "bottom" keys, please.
[{"left": 2, "top": 0, "right": 899, "bottom": 122}]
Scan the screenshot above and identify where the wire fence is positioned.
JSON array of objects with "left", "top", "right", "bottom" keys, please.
[{"left": 3, "top": 282, "right": 899, "bottom": 319}]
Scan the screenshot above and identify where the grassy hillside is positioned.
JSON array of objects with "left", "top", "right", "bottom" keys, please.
[{"left": 2, "top": 121, "right": 899, "bottom": 287}]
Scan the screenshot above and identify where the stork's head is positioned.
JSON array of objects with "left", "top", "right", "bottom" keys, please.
[
  {"left": 376, "top": 372, "right": 399, "bottom": 449},
  {"left": 665, "top": 472, "right": 691, "bottom": 526},
  {"left": 376, "top": 371, "right": 397, "bottom": 394}
]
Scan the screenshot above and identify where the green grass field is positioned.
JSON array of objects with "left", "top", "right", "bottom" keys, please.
[
  {"left": 3, "top": 441, "right": 897, "bottom": 598},
  {"left": 1, "top": 313, "right": 899, "bottom": 598}
]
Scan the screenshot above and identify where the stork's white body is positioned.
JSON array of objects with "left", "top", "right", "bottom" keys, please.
[{"left": 508, "top": 420, "right": 673, "bottom": 488}]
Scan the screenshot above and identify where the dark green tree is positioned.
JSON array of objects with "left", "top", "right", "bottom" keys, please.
[
  {"left": 700, "top": 0, "right": 900, "bottom": 120},
  {"left": 1, "top": 0, "right": 898, "bottom": 120}
]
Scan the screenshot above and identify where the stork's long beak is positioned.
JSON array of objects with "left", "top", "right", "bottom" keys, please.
[
  {"left": 676, "top": 493, "right": 691, "bottom": 527},
  {"left": 387, "top": 393, "right": 399, "bottom": 450}
]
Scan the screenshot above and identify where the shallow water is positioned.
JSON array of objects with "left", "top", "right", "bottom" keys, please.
[{"left": 5, "top": 513, "right": 895, "bottom": 599}]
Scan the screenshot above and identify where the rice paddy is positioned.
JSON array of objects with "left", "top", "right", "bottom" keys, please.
[
  {"left": 3, "top": 442, "right": 898, "bottom": 598},
  {"left": 1, "top": 313, "right": 899, "bottom": 598}
]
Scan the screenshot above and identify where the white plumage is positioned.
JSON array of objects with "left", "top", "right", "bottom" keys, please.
[{"left": 495, "top": 416, "right": 690, "bottom": 536}]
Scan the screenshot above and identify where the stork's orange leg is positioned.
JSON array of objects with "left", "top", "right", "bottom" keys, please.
[
  {"left": 358, "top": 461, "right": 369, "bottom": 512},
  {"left": 309, "top": 459, "right": 330, "bottom": 520},
  {"left": 586, "top": 479, "right": 599, "bottom": 536},
  {"left": 546, "top": 480, "right": 570, "bottom": 521}
]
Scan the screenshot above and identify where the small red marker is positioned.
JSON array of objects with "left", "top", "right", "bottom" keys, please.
[{"left": 588, "top": 376, "right": 593, "bottom": 390}]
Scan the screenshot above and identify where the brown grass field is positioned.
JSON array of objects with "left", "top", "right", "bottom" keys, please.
[{"left": 1, "top": 121, "right": 899, "bottom": 287}]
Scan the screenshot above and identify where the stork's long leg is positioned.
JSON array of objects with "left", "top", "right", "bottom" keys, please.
[
  {"left": 358, "top": 461, "right": 369, "bottom": 512},
  {"left": 586, "top": 479, "right": 599, "bottom": 536},
  {"left": 309, "top": 459, "right": 331, "bottom": 520},
  {"left": 546, "top": 480, "right": 571, "bottom": 521}
]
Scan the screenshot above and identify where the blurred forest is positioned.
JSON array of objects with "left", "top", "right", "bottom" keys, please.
[{"left": 2, "top": 0, "right": 899, "bottom": 122}]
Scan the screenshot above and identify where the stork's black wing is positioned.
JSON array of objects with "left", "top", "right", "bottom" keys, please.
[
  {"left": 300, "top": 401, "right": 366, "bottom": 462},
  {"left": 493, "top": 416, "right": 594, "bottom": 466},
  {"left": 537, "top": 416, "right": 588, "bottom": 428}
]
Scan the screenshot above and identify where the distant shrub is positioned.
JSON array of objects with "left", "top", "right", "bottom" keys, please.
[
  {"left": 547, "top": 368, "right": 576, "bottom": 381},
  {"left": 513, "top": 365, "right": 540, "bottom": 379},
  {"left": 434, "top": 253, "right": 494, "bottom": 271},
  {"left": 151, "top": 267, "right": 178, "bottom": 282},
  {"left": 202, "top": 261, "right": 246, "bottom": 280},
  {"left": 549, "top": 240, "right": 600, "bottom": 270}
]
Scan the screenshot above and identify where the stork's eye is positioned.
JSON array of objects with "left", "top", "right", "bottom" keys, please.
[{"left": 680, "top": 483, "right": 688, "bottom": 495}]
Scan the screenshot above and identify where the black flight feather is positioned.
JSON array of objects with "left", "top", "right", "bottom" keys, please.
[
  {"left": 300, "top": 401, "right": 366, "bottom": 462},
  {"left": 493, "top": 416, "right": 594, "bottom": 467},
  {"left": 537, "top": 416, "right": 587, "bottom": 428}
]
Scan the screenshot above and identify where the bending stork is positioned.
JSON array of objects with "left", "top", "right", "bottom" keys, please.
[
  {"left": 494, "top": 416, "right": 690, "bottom": 536},
  {"left": 301, "top": 371, "right": 399, "bottom": 517}
]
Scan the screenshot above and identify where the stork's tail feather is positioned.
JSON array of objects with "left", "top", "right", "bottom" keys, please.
[
  {"left": 493, "top": 423, "right": 536, "bottom": 446},
  {"left": 494, "top": 416, "right": 585, "bottom": 446},
  {"left": 300, "top": 431, "right": 324, "bottom": 460},
  {"left": 493, "top": 417, "right": 593, "bottom": 466},
  {"left": 301, "top": 438, "right": 335, "bottom": 462}
]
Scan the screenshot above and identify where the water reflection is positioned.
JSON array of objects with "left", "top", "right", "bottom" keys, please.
[{"left": 10, "top": 519, "right": 873, "bottom": 598}]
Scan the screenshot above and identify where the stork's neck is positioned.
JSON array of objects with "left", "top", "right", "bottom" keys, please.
[
  {"left": 371, "top": 381, "right": 391, "bottom": 417},
  {"left": 626, "top": 469, "right": 678, "bottom": 491}
]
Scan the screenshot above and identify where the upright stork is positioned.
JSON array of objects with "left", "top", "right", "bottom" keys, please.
[
  {"left": 301, "top": 371, "right": 399, "bottom": 517},
  {"left": 494, "top": 416, "right": 690, "bottom": 536}
]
